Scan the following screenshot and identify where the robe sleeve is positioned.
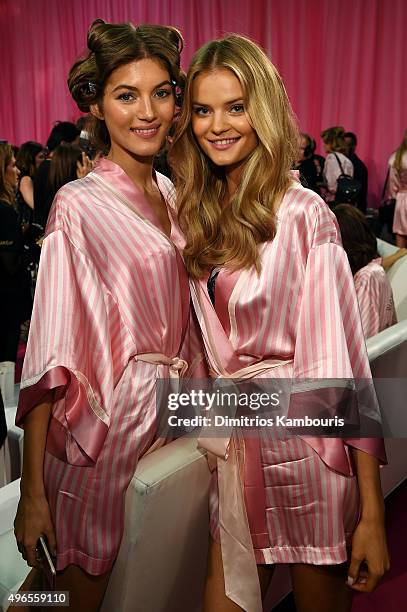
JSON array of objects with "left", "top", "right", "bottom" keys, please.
[
  {"left": 288, "top": 239, "right": 387, "bottom": 474},
  {"left": 16, "top": 229, "right": 121, "bottom": 466},
  {"left": 355, "top": 269, "right": 382, "bottom": 339}
]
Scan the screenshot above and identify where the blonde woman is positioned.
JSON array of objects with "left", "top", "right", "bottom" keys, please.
[
  {"left": 170, "top": 36, "right": 389, "bottom": 612},
  {"left": 389, "top": 130, "right": 407, "bottom": 247}
]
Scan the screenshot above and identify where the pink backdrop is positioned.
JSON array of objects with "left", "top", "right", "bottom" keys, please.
[{"left": 0, "top": 0, "right": 405, "bottom": 205}]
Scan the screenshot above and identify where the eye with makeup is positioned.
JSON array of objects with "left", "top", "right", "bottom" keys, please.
[
  {"left": 116, "top": 88, "right": 172, "bottom": 102},
  {"left": 192, "top": 106, "right": 210, "bottom": 116},
  {"left": 116, "top": 92, "right": 135, "bottom": 102},
  {"left": 154, "top": 88, "right": 172, "bottom": 99},
  {"left": 229, "top": 103, "right": 245, "bottom": 114}
]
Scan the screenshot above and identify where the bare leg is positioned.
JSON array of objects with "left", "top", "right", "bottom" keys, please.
[
  {"left": 395, "top": 234, "right": 407, "bottom": 248},
  {"left": 53, "top": 564, "right": 111, "bottom": 612},
  {"left": 290, "top": 562, "right": 353, "bottom": 612},
  {"left": 12, "top": 569, "right": 43, "bottom": 612},
  {"left": 12, "top": 565, "right": 110, "bottom": 612},
  {"left": 258, "top": 564, "right": 275, "bottom": 601},
  {"left": 204, "top": 538, "right": 274, "bottom": 612}
]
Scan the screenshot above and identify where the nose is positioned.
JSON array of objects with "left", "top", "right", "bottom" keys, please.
[
  {"left": 136, "top": 96, "right": 156, "bottom": 122},
  {"left": 210, "top": 110, "right": 229, "bottom": 135}
]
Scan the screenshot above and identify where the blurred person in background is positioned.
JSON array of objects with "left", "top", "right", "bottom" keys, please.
[
  {"left": 34, "top": 121, "right": 80, "bottom": 229},
  {"left": 343, "top": 132, "right": 368, "bottom": 213},
  {"left": 46, "top": 144, "right": 93, "bottom": 211},
  {"left": 321, "top": 126, "right": 354, "bottom": 204},
  {"left": 0, "top": 144, "right": 31, "bottom": 362},
  {"left": 388, "top": 130, "right": 407, "bottom": 247},
  {"left": 333, "top": 204, "right": 399, "bottom": 338},
  {"left": 15, "top": 141, "right": 46, "bottom": 226},
  {"left": 295, "top": 132, "right": 324, "bottom": 195}
]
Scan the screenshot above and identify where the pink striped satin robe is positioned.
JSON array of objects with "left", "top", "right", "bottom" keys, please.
[
  {"left": 191, "top": 176, "right": 386, "bottom": 566},
  {"left": 354, "top": 258, "right": 397, "bottom": 338},
  {"left": 16, "top": 158, "right": 204, "bottom": 575}
]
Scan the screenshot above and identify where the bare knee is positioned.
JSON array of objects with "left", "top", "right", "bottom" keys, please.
[
  {"left": 290, "top": 562, "right": 353, "bottom": 612},
  {"left": 54, "top": 565, "right": 111, "bottom": 612},
  {"left": 204, "top": 539, "right": 243, "bottom": 612}
]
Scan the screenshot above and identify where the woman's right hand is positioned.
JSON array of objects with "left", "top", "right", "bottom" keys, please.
[{"left": 14, "top": 492, "right": 56, "bottom": 568}]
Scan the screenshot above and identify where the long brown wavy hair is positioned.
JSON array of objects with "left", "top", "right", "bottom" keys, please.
[
  {"left": 394, "top": 129, "right": 407, "bottom": 173},
  {"left": 68, "top": 19, "right": 184, "bottom": 153},
  {"left": 169, "top": 35, "right": 299, "bottom": 278},
  {"left": 333, "top": 204, "right": 378, "bottom": 275},
  {"left": 0, "top": 143, "right": 15, "bottom": 205},
  {"left": 47, "top": 144, "right": 83, "bottom": 195}
]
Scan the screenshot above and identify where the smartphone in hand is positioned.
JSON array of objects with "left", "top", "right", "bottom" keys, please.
[{"left": 38, "top": 535, "right": 56, "bottom": 589}]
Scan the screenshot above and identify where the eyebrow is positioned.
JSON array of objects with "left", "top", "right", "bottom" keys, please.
[
  {"left": 192, "top": 97, "right": 244, "bottom": 106},
  {"left": 112, "top": 80, "right": 172, "bottom": 93}
]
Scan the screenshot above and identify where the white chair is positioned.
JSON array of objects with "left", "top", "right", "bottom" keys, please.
[
  {"left": 1, "top": 384, "right": 23, "bottom": 486},
  {"left": 0, "top": 437, "right": 211, "bottom": 612},
  {"left": 366, "top": 319, "right": 407, "bottom": 495},
  {"left": 101, "top": 436, "right": 211, "bottom": 612},
  {"left": 2, "top": 316, "right": 407, "bottom": 610},
  {"left": 0, "top": 479, "right": 30, "bottom": 611}
]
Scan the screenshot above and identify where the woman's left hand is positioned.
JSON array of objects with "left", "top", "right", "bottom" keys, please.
[{"left": 347, "top": 515, "right": 390, "bottom": 592}]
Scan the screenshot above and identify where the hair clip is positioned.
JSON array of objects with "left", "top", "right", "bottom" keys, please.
[
  {"left": 171, "top": 79, "right": 177, "bottom": 87},
  {"left": 88, "top": 82, "right": 97, "bottom": 94}
]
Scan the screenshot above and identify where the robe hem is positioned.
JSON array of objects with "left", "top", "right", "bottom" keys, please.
[
  {"left": 56, "top": 549, "right": 116, "bottom": 576},
  {"left": 253, "top": 541, "right": 351, "bottom": 565}
]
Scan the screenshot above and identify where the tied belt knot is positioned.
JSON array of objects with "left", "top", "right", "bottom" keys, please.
[
  {"left": 199, "top": 358, "right": 292, "bottom": 612},
  {"left": 133, "top": 352, "right": 188, "bottom": 457},
  {"left": 134, "top": 353, "right": 188, "bottom": 378}
]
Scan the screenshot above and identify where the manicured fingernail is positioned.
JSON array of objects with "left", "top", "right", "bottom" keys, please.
[
  {"left": 346, "top": 576, "right": 355, "bottom": 586},
  {"left": 359, "top": 578, "right": 367, "bottom": 584}
]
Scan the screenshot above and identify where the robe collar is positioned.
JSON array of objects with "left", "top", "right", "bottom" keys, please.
[{"left": 92, "top": 156, "right": 183, "bottom": 245}]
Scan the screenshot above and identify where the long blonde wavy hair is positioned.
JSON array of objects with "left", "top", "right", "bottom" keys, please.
[{"left": 169, "top": 35, "right": 299, "bottom": 278}]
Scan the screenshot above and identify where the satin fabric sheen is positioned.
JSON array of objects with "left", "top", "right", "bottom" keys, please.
[
  {"left": 354, "top": 258, "right": 397, "bottom": 339},
  {"left": 15, "top": 158, "right": 205, "bottom": 574},
  {"left": 191, "top": 174, "right": 386, "bottom": 611}
]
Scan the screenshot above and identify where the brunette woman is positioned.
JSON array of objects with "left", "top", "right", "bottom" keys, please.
[{"left": 14, "top": 19, "right": 203, "bottom": 611}]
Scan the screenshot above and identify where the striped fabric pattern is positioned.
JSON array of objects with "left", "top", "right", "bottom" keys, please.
[
  {"left": 194, "top": 178, "right": 384, "bottom": 565},
  {"left": 209, "top": 437, "right": 359, "bottom": 565},
  {"left": 16, "top": 158, "right": 195, "bottom": 574},
  {"left": 354, "top": 259, "right": 397, "bottom": 339}
]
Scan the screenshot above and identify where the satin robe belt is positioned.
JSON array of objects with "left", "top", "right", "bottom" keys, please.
[
  {"left": 134, "top": 352, "right": 188, "bottom": 378},
  {"left": 134, "top": 353, "right": 188, "bottom": 457},
  {"left": 200, "top": 358, "right": 292, "bottom": 612}
]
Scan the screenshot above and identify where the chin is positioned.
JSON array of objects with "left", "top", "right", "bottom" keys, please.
[{"left": 128, "top": 143, "right": 164, "bottom": 157}]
